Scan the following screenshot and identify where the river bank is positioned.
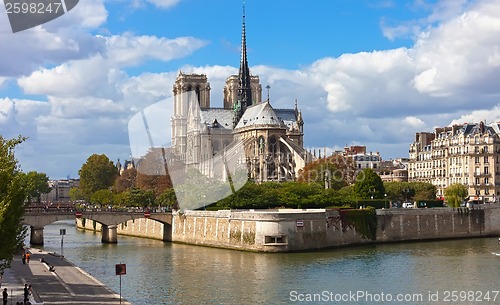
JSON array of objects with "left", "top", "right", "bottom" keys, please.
[{"left": 1, "top": 248, "right": 130, "bottom": 305}]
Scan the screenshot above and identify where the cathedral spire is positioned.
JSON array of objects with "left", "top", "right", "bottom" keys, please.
[{"left": 238, "top": 1, "right": 252, "bottom": 109}]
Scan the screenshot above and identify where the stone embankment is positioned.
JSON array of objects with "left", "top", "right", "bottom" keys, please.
[{"left": 76, "top": 205, "right": 500, "bottom": 252}]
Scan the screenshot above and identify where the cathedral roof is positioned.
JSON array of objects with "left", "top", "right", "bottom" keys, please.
[
  {"left": 234, "top": 101, "right": 285, "bottom": 130},
  {"left": 275, "top": 108, "right": 298, "bottom": 130},
  {"left": 200, "top": 108, "right": 234, "bottom": 130}
]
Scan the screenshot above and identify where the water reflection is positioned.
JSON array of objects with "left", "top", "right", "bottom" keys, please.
[{"left": 34, "top": 221, "right": 500, "bottom": 305}]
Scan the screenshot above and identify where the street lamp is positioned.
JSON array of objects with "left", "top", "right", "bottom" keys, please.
[{"left": 384, "top": 193, "right": 388, "bottom": 209}]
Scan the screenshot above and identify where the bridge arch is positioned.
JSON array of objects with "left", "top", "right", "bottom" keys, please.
[{"left": 22, "top": 211, "right": 172, "bottom": 245}]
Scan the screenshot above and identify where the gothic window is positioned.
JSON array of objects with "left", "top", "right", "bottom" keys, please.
[{"left": 258, "top": 136, "right": 265, "bottom": 154}]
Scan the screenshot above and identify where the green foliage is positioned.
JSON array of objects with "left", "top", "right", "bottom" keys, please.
[
  {"left": 340, "top": 207, "right": 377, "bottom": 240},
  {"left": 412, "top": 182, "right": 437, "bottom": 201},
  {"left": 215, "top": 181, "right": 351, "bottom": 209},
  {"left": 354, "top": 168, "right": 385, "bottom": 199},
  {"left": 69, "top": 187, "right": 85, "bottom": 201},
  {"left": 91, "top": 189, "right": 114, "bottom": 207},
  {"left": 22, "top": 171, "right": 51, "bottom": 204},
  {"left": 155, "top": 188, "right": 177, "bottom": 209},
  {"left": 78, "top": 154, "right": 118, "bottom": 200},
  {"left": 383, "top": 181, "right": 436, "bottom": 203},
  {"left": 0, "top": 136, "right": 28, "bottom": 271},
  {"left": 444, "top": 183, "right": 468, "bottom": 208},
  {"left": 121, "top": 188, "right": 155, "bottom": 207}
]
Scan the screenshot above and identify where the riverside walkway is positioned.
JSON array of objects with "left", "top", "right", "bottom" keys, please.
[{"left": 1, "top": 248, "right": 131, "bottom": 305}]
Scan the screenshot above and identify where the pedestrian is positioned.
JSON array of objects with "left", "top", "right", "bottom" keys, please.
[
  {"left": 2, "top": 288, "right": 7, "bottom": 305},
  {"left": 23, "top": 284, "right": 28, "bottom": 304},
  {"left": 22, "top": 253, "right": 26, "bottom": 265},
  {"left": 25, "top": 252, "right": 30, "bottom": 264}
]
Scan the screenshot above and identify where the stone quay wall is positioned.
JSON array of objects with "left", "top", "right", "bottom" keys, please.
[
  {"left": 76, "top": 206, "right": 500, "bottom": 252},
  {"left": 76, "top": 217, "right": 166, "bottom": 240}
]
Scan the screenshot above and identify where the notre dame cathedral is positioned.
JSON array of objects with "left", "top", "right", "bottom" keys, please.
[{"left": 170, "top": 8, "right": 310, "bottom": 183}]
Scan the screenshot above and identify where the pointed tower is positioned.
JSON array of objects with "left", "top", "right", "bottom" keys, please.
[{"left": 234, "top": 3, "right": 253, "bottom": 127}]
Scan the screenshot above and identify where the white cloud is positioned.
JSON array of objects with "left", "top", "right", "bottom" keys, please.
[
  {"left": 105, "top": 34, "right": 208, "bottom": 66},
  {"left": 146, "top": 0, "right": 181, "bottom": 9},
  {"left": 0, "top": 0, "right": 108, "bottom": 78},
  {"left": 5, "top": 0, "right": 500, "bottom": 178},
  {"left": 17, "top": 34, "right": 207, "bottom": 98}
]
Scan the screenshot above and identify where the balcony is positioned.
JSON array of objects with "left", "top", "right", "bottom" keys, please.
[{"left": 473, "top": 173, "right": 491, "bottom": 178}]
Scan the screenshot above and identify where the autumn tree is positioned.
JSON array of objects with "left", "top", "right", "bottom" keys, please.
[
  {"left": 114, "top": 168, "right": 137, "bottom": 193},
  {"left": 297, "top": 154, "right": 355, "bottom": 189},
  {"left": 0, "top": 136, "right": 28, "bottom": 271},
  {"left": 78, "top": 154, "right": 118, "bottom": 199},
  {"left": 135, "top": 148, "right": 173, "bottom": 196}
]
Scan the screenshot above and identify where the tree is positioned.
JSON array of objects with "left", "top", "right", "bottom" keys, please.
[
  {"left": 0, "top": 136, "right": 28, "bottom": 271},
  {"left": 444, "top": 183, "right": 468, "bottom": 208},
  {"left": 78, "top": 154, "right": 118, "bottom": 200},
  {"left": 155, "top": 188, "right": 178, "bottom": 209},
  {"left": 22, "top": 171, "right": 51, "bottom": 204},
  {"left": 354, "top": 168, "right": 385, "bottom": 199},
  {"left": 114, "top": 168, "right": 137, "bottom": 193},
  {"left": 412, "top": 182, "right": 437, "bottom": 201},
  {"left": 135, "top": 148, "right": 173, "bottom": 196},
  {"left": 297, "top": 154, "right": 355, "bottom": 189},
  {"left": 91, "top": 189, "right": 114, "bottom": 208},
  {"left": 122, "top": 188, "right": 155, "bottom": 207},
  {"left": 69, "top": 187, "right": 85, "bottom": 201}
]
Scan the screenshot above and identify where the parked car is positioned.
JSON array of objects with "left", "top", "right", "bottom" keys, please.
[{"left": 402, "top": 202, "right": 414, "bottom": 208}]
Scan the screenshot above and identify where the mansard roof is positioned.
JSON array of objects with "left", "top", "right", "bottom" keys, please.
[{"left": 234, "top": 101, "right": 285, "bottom": 130}]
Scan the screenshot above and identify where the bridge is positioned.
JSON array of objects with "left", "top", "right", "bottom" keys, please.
[{"left": 22, "top": 210, "right": 173, "bottom": 245}]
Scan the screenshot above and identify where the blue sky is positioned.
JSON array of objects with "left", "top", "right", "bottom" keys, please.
[{"left": 1, "top": 0, "right": 500, "bottom": 179}]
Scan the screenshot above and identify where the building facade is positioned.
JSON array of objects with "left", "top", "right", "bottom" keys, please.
[
  {"left": 41, "top": 179, "right": 80, "bottom": 203},
  {"left": 170, "top": 8, "right": 309, "bottom": 183},
  {"left": 409, "top": 122, "right": 500, "bottom": 202}
]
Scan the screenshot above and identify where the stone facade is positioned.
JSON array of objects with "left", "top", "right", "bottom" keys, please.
[
  {"left": 169, "top": 9, "right": 309, "bottom": 183},
  {"left": 409, "top": 122, "right": 500, "bottom": 202}
]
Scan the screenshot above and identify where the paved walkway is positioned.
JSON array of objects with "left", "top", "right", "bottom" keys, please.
[{"left": 1, "top": 248, "right": 131, "bottom": 305}]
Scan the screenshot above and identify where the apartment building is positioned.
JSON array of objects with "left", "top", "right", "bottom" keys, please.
[{"left": 409, "top": 122, "right": 500, "bottom": 203}]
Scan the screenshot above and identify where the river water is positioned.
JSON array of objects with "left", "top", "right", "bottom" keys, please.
[{"left": 33, "top": 220, "right": 500, "bottom": 305}]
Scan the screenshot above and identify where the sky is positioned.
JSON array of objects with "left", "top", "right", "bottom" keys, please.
[{"left": 1, "top": 0, "right": 500, "bottom": 179}]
